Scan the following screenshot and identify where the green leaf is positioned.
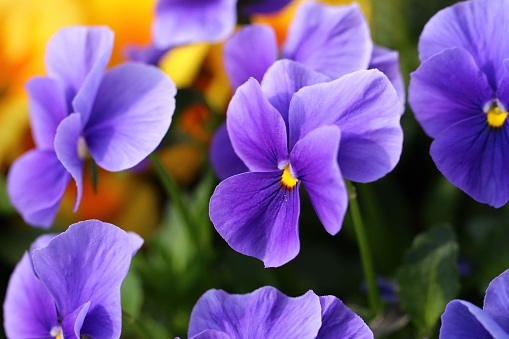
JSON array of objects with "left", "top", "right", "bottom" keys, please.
[{"left": 396, "top": 225, "right": 460, "bottom": 337}]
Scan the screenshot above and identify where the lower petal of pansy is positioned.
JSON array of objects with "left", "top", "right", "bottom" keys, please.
[
  {"left": 209, "top": 171, "right": 301, "bottom": 267},
  {"left": 7, "top": 150, "right": 71, "bottom": 228},
  {"left": 483, "top": 269, "right": 509, "bottom": 333},
  {"left": 430, "top": 115, "right": 509, "bottom": 208},
  {"left": 209, "top": 123, "right": 248, "bottom": 181}
]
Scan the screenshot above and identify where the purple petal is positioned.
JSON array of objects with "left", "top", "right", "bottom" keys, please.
[
  {"left": 209, "top": 171, "right": 300, "bottom": 267},
  {"left": 62, "top": 301, "right": 90, "bottom": 339},
  {"left": 224, "top": 25, "right": 278, "bottom": 90},
  {"left": 54, "top": 113, "right": 84, "bottom": 212},
  {"left": 430, "top": 115, "right": 509, "bottom": 208},
  {"left": 153, "top": 0, "right": 237, "bottom": 48},
  {"left": 128, "top": 232, "right": 144, "bottom": 256},
  {"left": 290, "top": 69, "right": 402, "bottom": 183},
  {"left": 290, "top": 126, "right": 347, "bottom": 235},
  {"left": 419, "top": 0, "right": 509, "bottom": 87},
  {"left": 261, "top": 59, "right": 329, "bottom": 126},
  {"left": 282, "top": 2, "right": 372, "bottom": 79},
  {"left": 31, "top": 234, "right": 58, "bottom": 253},
  {"left": 209, "top": 123, "right": 249, "bottom": 181},
  {"left": 440, "top": 300, "right": 509, "bottom": 339},
  {"left": 227, "top": 78, "right": 288, "bottom": 172},
  {"left": 25, "top": 77, "right": 67, "bottom": 150},
  {"left": 409, "top": 48, "right": 494, "bottom": 138},
  {"left": 190, "top": 330, "right": 231, "bottom": 339},
  {"left": 85, "top": 62, "right": 176, "bottom": 172},
  {"left": 369, "top": 45, "right": 405, "bottom": 111},
  {"left": 188, "top": 287, "right": 322, "bottom": 338},
  {"left": 238, "top": 0, "right": 291, "bottom": 15},
  {"left": 125, "top": 43, "right": 169, "bottom": 66},
  {"left": 483, "top": 269, "right": 509, "bottom": 332},
  {"left": 32, "top": 220, "right": 134, "bottom": 339},
  {"left": 3, "top": 252, "right": 58, "bottom": 339},
  {"left": 317, "top": 296, "right": 373, "bottom": 339},
  {"left": 7, "top": 150, "right": 70, "bottom": 228}
]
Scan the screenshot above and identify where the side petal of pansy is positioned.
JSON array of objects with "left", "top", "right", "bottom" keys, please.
[
  {"left": 188, "top": 287, "right": 322, "bottom": 338},
  {"left": 482, "top": 269, "right": 509, "bottom": 332},
  {"left": 7, "top": 150, "right": 71, "bottom": 228},
  {"left": 224, "top": 25, "right": 278, "bottom": 90},
  {"left": 61, "top": 301, "right": 90, "bottom": 339},
  {"left": 210, "top": 123, "right": 248, "bottom": 181},
  {"left": 369, "top": 46, "right": 405, "bottom": 111},
  {"left": 84, "top": 62, "right": 176, "bottom": 172},
  {"left": 289, "top": 69, "right": 402, "bottom": 183},
  {"left": 209, "top": 171, "right": 301, "bottom": 268},
  {"left": 282, "top": 2, "right": 372, "bottom": 80}
]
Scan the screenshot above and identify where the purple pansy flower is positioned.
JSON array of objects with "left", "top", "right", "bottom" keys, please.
[
  {"left": 440, "top": 269, "right": 509, "bottom": 338},
  {"left": 409, "top": 0, "right": 509, "bottom": 207},
  {"left": 3, "top": 220, "right": 143, "bottom": 339},
  {"left": 7, "top": 26, "right": 176, "bottom": 228},
  {"left": 209, "top": 60, "right": 402, "bottom": 267},
  {"left": 184, "top": 286, "right": 373, "bottom": 339}
]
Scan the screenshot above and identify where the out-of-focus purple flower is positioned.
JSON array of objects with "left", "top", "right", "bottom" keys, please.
[
  {"left": 209, "top": 60, "right": 402, "bottom": 267},
  {"left": 440, "top": 269, "right": 509, "bottom": 338},
  {"left": 7, "top": 26, "right": 176, "bottom": 228},
  {"left": 409, "top": 0, "right": 509, "bottom": 207},
  {"left": 3, "top": 220, "right": 143, "bottom": 339},
  {"left": 185, "top": 286, "right": 373, "bottom": 339}
]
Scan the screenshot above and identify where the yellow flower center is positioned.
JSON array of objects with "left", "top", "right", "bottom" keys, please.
[
  {"left": 50, "top": 326, "right": 63, "bottom": 339},
  {"left": 281, "top": 164, "right": 298, "bottom": 189},
  {"left": 77, "top": 136, "right": 89, "bottom": 159},
  {"left": 487, "top": 105, "right": 508, "bottom": 128}
]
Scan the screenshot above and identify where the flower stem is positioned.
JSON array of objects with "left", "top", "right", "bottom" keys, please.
[{"left": 346, "top": 180, "right": 382, "bottom": 314}]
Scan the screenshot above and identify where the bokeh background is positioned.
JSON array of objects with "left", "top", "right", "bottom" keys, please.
[{"left": 1, "top": 0, "right": 507, "bottom": 338}]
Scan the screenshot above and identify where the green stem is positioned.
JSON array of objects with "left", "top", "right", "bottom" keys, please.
[{"left": 346, "top": 180, "right": 382, "bottom": 314}]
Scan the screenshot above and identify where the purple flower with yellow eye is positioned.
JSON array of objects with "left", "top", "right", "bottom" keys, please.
[
  {"left": 209, "top": 60, "right": 402, "bottom": 267},
  {"left": 3, "top": 220, "right": 143, "bottom": 339},
  {"left": 184, "top": 286, "right": 373, "bottom": 339},
  {"left": 7, "top": 26, "right": 176, "bottom": 228},
  {"left": 409, "top": 0, "right": 509, "bottom": 207}
]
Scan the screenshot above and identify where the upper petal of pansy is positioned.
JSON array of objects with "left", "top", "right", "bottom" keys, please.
[
  {"left": 153, "top": 0, "right": 237, "bottom": 48},
  {"left": 32, "top": 220, "right": 135, "bottom": 339},
  {"left": 369, "top": 46, "right": 405, "bottom": 111},
  {"left": 224, "top": 25, "right": 278, "bottom": 90},
  {"left": 210, "top": 123, "right": 249, "bottom": 181},
  {"left": 125, "top": 43, "right": 169, "bottom": 66},
  {"left": 261, "top": 59, "right": 329, "bottom": 127},
  {"left": 46, "top": 26, "right": 113, "bottom": 116},
  {"left": 282, "top": 2, "right": 372, "bottom": 80},
  {"left": 483, "top": 269, "right": 509, "bottom": 332},
  {"left": 440, "top": 300, "right": 509, "bottom": 339},
  {"left": 227, "top": 78, "right": 288, "bottom": 172},
  {"left": 209, "top": 171, "right": 301, "bottom": 267},
  {"left": 290, "top": 69, "right": 402, "bottom": 183},
  {"left": 290, "top": 126, "right": 347, "bottom": 236},
  {"left": 188, "top": 287, "right": 322, "bottom": 338},
  {"left": 430, "top": 115, "right": 509, "bottom": 208},
  {"left": 238, "top": 0, "right": 291, "bottom": 15},
  {"left": 3, "top": 252, "right": 59, "bottom": 339},
  {"left": 419, "top": 0, "right": 509, "bottom": 87},
  {"left": 25, "top": 77, "right": 68, "bottom": 150},
  {"left": 7, "top": 150, "right": 71, "bottom": 228},
  {"left": 85, "top": 62, "right": 176, "bottom": 172},
  {"left": 317, "top": 296, "right": 373, "bottom": 339},
  {"left": 409, "top": 48, "right": 494, "bottom": 138}
]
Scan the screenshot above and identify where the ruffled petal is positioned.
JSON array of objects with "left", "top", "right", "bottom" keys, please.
[
  {"left": 369, "top": 46, "right": 405, "bottom": 111},
  {"left": 227, "top": 78, "right": 289, "bottom": 172},
  {"left": 210, "top": 123, "right": 248, "bottom": 181},
  {"left": 430, "top": 115, "right": 509, "bottom": 208},
  {"left": 32, "top": 220, "right": 134, "bottom": 339},
  {"left": 3, "top": 252, "right": 58, "bottom": 339},
  {"left": 483, "top": 269, "right": 509, "bottom": 332},
  {"left": 440, "top": 300, "right": 509, "bottom": 339},
  {"left": 409, "top": 48, "right": 494, "bottom": 138},
  {"left": 25, "top": 77, "right": 67, "bottom": 150},
  {"left": 282, "top": 2, "right": 372, "bottom": 79},
  {"left": 7, "top": 150, "right": 70, "bottom": 228},
  {"left": 153, "top": 0, "right": 237, "bottom": 48},
  {"left": 188, "top": 287, "right": 322, "bottom": 338},
  {"left": 209, "top": 171, "right": 301, "bottom": 267},
  {"left": 85, "top": 62, "right": 176, "bottom": 172},
  {"left": 224, "top": 25, "right": 278, "bottom": 90},
  {"left": 290, "top": 69, "right": 402, "bottom": 183},
  {"left": 290, "top": 126, "right": 347, "bottom": 235}
]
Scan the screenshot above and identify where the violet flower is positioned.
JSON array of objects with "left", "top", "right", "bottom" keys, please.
[
  {"left": 440, "top": 269, "right": 509, "bottom": 338},
  {"left": 7, "top": 26, "right": 176, "bottom": 228},
  {"left": 209, "top": 60, "right": 402, "bottom": 267},
  {"left": 185, "top": 286, "right": 373, "bottom": 339},
  {"left": 409, "top": 0, "right": 509, "bottom": 207},
  {"left": 3, "top": 220, "right": 143, "bottom": 339}
]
